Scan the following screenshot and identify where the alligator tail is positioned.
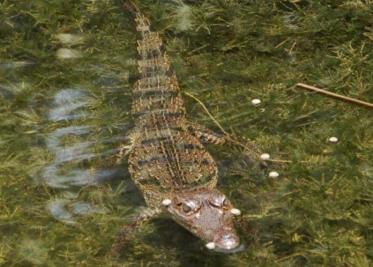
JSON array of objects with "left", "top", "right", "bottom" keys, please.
[{"left": 123, "top": 1, "right": 140, "bottom": 15}]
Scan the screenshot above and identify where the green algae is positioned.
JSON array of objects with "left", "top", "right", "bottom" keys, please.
[{"left": 1, "top": 0, "right": 372, "bottom": 266}]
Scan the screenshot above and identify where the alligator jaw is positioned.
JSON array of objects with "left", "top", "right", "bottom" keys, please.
[{"left": 163, "top": 188, "right": 241, "bottom": 252}]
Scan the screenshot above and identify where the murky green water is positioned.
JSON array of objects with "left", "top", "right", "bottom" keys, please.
[{"left": 1, "top": 1, "right": 372, "bottom": 266}]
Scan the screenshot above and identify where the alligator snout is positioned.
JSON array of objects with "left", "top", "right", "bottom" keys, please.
[{"left": 162, "top": 188, "right": 242, "bottom": 253}]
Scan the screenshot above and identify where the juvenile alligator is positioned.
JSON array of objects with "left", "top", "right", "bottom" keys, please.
[{"left": 111, "top": 1, "right": 244, "bottom": 254}]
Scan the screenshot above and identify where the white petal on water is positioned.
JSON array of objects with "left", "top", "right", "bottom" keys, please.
[
  {"left": 162, "top": 199, "right": 172, "bottom": 206},
  {"left": 269, "top": 171, "right": 279, "bottom": 178},
  {"left": 328, "top": 136, "right": 338, "bottom": 143},
  {"left": 230, "top": 208, "right": 241, "bottom": 216},
  {"left": 206, "top": 242, "right": 216, "bottom": 250},
  {"left": 260, "top": 153, "right": 270, "bottom": 160},
  {"left": 251, "top": 98, "right": 261, "bottom": 105}
]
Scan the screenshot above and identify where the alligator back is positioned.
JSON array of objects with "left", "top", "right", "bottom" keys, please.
[{"left": 126, "top": 3, "right": 218, "bottom": 205}]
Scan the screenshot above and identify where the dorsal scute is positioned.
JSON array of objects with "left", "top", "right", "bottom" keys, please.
[
  {"left": 128, "top": 5, "right": 219, "bottom": 206},
  {"left": 135, "top": 14, "right": 150, "bottom": 32}
]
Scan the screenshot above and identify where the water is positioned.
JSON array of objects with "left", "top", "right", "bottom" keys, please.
[{"left": 1, "top": 1, "right": 372, "bottom": 266}]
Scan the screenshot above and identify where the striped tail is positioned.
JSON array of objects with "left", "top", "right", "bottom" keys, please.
[
  {"left": 126, "top": 1, "right": 185, "bottom": 119},
  {"left": 124, "top": 1, "right": 170, "bottom": 77}
]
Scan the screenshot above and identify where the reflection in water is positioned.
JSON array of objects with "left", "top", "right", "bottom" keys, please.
[
  {"left": 49, "top": 89, "right": 89, "bottom": 122},
  {"left": 41, "top": 88, "right": 122, "bottom": 223},
  {"left": 47, "top": 199, "right": 75, "bottom": 225},
  {"left": 0, "top": 60, "right": 34, "bottom": 70},
  {"left": 54, "top": 141, "right": 95, "bottom": 164},
  {"left": 46, "top": 125, "right": 91, "bottom": 150},
  {"left": 43, "top": 166, "right": 96, "bottom": 189},
  {"left": 47, "top": 198, "right": 106, "bottom": 225}
]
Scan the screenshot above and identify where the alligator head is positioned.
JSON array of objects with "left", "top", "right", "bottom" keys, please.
[{"left": 161, "top": 188, "right": 242, "bottom": 252}]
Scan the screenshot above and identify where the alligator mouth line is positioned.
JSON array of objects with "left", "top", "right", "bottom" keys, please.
[{"left": 211, "top": 243, "right": 246, "bottom": 254}]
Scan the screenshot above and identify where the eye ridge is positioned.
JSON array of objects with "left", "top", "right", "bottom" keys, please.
[{"left": 209, "top": 197, "right": 227, "bottom": 208}]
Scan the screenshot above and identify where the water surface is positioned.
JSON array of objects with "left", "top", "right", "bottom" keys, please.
[{"left": 1, "top": 1, "right": 372, "bottom": 266}]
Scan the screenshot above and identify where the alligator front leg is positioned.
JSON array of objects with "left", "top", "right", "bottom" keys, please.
[
  {"left": 115, "top": 129, "right": 139, "bottom": 163},
  {"left": 187, "top": 123, "right": 226, "bottom": 145},
  {"left": 109, "top": 207, "right": 162, "bottom": 256}
]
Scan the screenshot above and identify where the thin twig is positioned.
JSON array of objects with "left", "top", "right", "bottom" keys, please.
[
  {"left": 296, "top": 83, "right": 373, "bottom": 110},
  {"left": 183, "top": 92, "right": 229, "bottom": 136}
]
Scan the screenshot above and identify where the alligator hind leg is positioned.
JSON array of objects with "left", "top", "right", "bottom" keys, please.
[
  {"left": 187, "top": 123, "right": 226, "bottom": 145},
  {"left": 109, "top": 207, "right": 161, "bottom": 257},
  {"left": 187, "top": 122, "right": 267, "bottom": 166}
]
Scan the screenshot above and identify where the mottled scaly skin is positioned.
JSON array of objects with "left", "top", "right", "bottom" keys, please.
[
  {"left": 128, "top": 10, "right": 218, "bottom": 206},
  {"left": 111, "top": 2, "right": 242, "bottom": 254}
]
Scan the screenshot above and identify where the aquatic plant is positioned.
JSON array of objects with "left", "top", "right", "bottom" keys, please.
[{"left": 0, "top": 0, "right": 372, "bottom": 266}]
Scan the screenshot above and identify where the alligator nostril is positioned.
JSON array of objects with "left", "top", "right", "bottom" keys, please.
[{"left": 217, "top": 234, "right": 239, "bottom": 250}]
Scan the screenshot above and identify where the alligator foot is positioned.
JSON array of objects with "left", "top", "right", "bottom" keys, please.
[{"left": 109, "top": 207, "right": 161, "bottom": 257}]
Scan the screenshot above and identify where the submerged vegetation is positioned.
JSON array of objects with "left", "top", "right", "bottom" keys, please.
[{"left": 0, "top": 0, "right": 372, "bottom": 266}]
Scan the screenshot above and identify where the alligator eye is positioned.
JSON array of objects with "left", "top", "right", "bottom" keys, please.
[
  {"left": 182, "top": 203, "right": 192, "bottom": 213},
  {"left": 209, "top": 195, "right": 226, "bottom": 207}
]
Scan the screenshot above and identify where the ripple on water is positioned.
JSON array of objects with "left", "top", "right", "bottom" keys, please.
[
  {"left": 49, "top": 89, "right": 89, "bottom": 122},
  {"left": 41, "top": 87, "right": 122, "bottom": 222},
  {"left": 47, "top": 199, "right": 75, "bottom": 224},
  {"left": 46, "top": 125, "right": 91, "bottom": 150},
  {"left": 17, "top": 239, "right": 48, "bottom": 265},
  {"left": 42, "top": 164, "right": 120, "bottom": 189},
  {"left": 43, "top": 165, "right": 97, "bottom": 189},
  {"left": 54, "top": 141, "right": 95, "bottom": 164},
  {"left": 47, "top": 198, "right": 106, "bottom": 225}
]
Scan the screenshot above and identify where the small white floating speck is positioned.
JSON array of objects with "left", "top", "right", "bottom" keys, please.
[
  {"left": 269, "top": 171, "right": 279, "bottom": 178},
  {"left": 230, "top": 208, "right": 241, "bottom": 216},
  {"left": 161, "top": 199, "right": 172, "bottom": 206},
  {"left": 251, "top": 99, "right": 261, "bottom": 105},
  {"left": 260, "top": 153, "right": 270, "bottom": 160},
  {"left": 56, "top": 48, "right": 82, "bottom": 59},
  {"left": 328, "top": 136, "right": 338, "bottom": 143},
  {"left": 206, "top": 242, "right": 215, "bottom": 250}
]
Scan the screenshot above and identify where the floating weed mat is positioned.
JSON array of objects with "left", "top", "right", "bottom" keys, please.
[{"left": 0, "top": 0, "right": 372, "bottom": 266}]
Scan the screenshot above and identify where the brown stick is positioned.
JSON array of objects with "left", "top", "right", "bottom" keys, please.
[{"left": 296, "top": 83, "right": 373, "bottom": 110}]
